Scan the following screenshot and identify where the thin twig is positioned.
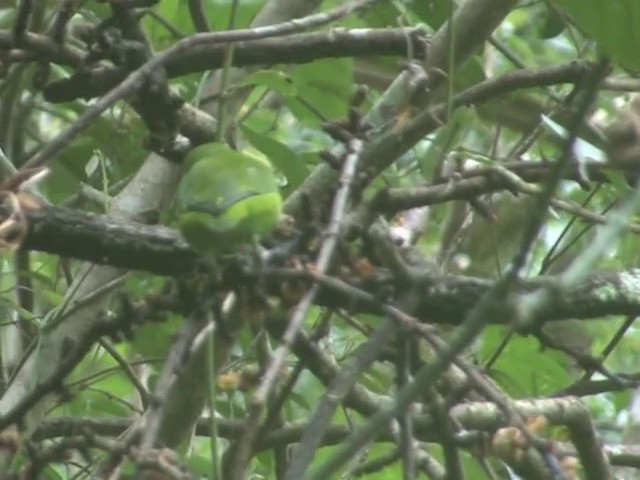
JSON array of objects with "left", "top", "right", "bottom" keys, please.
[
  {"left": 98, "top": 338, "right": 150, "bottom": 409},
  {"left": 229, "top": 135, "right": 365, "bottom": 480},
  {"left": 214, "top": 0, "right": 240, "bottom": 143},
  {"left": 188, "top": 0, "right": 210, "bottom": 33}
]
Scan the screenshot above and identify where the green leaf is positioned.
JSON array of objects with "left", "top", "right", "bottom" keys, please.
[
  {"left": 241, "top": 125, "right": 310, "bottom": 193},
  {"left": 419, "top": 107, "right": 473, "bottom": 177},
  {"left": 240, "top": 70, "right": 297, "bottom": 98},
  {"left": 551, "top": 0, "right": 640, "bottom": 69},
  {"left": 480, "top": 326, "right": 571, "bottom": 396},
  {"left": 131, "top": 313, "right": 183, "bottom": 359},
  {"left": 40, "top": 466, "right": 65, "bottom": 480},
  {"left": 64, "top": 387, "right": 130, "bottom": 417},
  {"left": 607, "top": 170, "right": 631, "bottom": 195},
  {"left": 289, "top": 59, "right": 353, "bottom": 124},
  {"left": 187, "top": 452, "right": 220, "bottom": 477},
  {"left": 40, "top": 289, "right": 64, "bottom": 307},
  {"left": 410, "top": 0, "right": 452, "bottom": 29}
]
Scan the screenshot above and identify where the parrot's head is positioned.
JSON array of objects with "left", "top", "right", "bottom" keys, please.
[{"left": 183, "top": 143, "right": 273, "bottom": 171}]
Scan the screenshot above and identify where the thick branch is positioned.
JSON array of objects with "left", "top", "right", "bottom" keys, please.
[
  {"left": 412, "top": 271, "right": 640, "bottom": 324},
  {"left": 23, "top": 206, "right": 197, "bottom": 275},
  {"left": 20, "top": 206, "right": 640, "bottom": 325},
  {"left": 42, "top": 28, "right": 427, "bottom": 102},
  {"left": 0, "top": 31, "right": 84, "bottom": 65}
]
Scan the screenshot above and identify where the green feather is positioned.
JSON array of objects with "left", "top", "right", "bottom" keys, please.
[{"left": 176, "top": 143, "right": 282, "bottom": 254}]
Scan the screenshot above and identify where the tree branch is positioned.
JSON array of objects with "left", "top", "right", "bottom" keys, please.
[
  {"left": 19, "top": 205, "right": 640, "bottom": 325},
  {"left": 40, "top": 28, "right": 426, "bottom": 102},
  {"left": 23, "top": 206, "right": 196, "bottom": 275}
]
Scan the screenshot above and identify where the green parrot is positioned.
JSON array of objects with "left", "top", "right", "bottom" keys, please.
[{"left": 175, "top": 142, "right": 282, "bottom": 255}]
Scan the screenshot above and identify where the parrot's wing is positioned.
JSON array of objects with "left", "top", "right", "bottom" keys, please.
[{"left": 186, "top": 191, "right": 263, "bottom": 217}]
